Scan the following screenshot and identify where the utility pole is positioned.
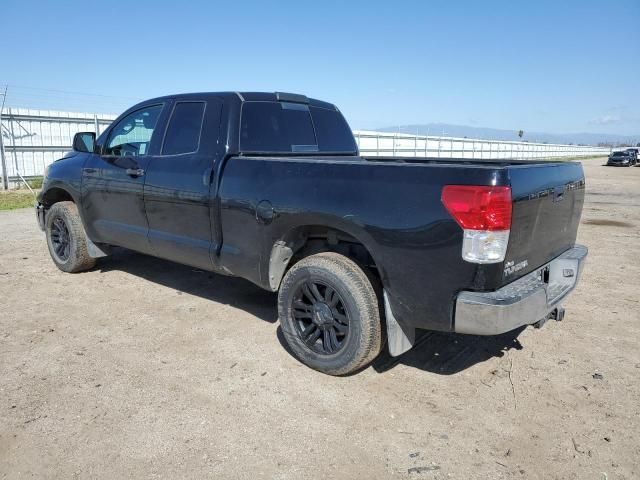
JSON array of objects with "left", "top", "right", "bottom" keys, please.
[
  {"left": 8, "top": 107, "right": 34, "bottom": 194},
  {"left": 0, "top": 85, "right": 9, "bottom": 190}
]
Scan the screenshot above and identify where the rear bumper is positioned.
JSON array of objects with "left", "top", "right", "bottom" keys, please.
[{"left": 454, "top": 245, "right": 588, "bottom": 335}]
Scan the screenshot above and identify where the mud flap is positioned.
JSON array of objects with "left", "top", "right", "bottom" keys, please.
[
  {"left": 384, "top": 290, "right": 415, "bottom": 357},
  {"left": 86, "top": 235, "right": 111, "bottom": 258}
]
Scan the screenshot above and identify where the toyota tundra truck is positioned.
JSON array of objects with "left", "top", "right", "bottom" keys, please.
[{"left": 35, "top": 91, "right": 588, "bottom": 375}]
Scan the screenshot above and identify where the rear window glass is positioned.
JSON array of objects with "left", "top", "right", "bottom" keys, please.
[
  {"left": 162, "top": 102, "right": 205, "bottom": 155},
  {"left": 240, "top": 101, "right": 356, "bottom": 154}
]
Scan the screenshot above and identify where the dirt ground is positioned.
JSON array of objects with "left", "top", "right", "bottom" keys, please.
[{"left": 0, "top": 158, "right": 638, "bottom": 479}]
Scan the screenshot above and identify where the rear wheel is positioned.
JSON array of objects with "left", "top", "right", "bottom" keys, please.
[
  {"left": 45, "top": 201, "right": 96, "bottom": 273},
  {"left": 278, "top": 252, "right": 383, "bottom": 375}
]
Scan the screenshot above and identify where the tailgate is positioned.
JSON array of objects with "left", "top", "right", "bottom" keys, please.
[{"left": 502, "top": 162, "right": 585, "bottom": 284}]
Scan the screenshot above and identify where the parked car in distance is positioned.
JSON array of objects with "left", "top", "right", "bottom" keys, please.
[
  {"left": 35, "top": 91, "right": 588, "bottom": 375},
  {"left": 607, "top": 150, "right": 636, "bottom": 166},
  {"left": 625, "top": 148, "right": 639, "bottom": 165}
]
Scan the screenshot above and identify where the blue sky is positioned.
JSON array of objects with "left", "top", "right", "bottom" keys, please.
[{"left": 2, "top": 0, "right": 639, "bottom": 135}]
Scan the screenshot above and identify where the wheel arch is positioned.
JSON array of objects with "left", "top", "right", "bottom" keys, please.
[
  {"left": 266, "top": 222, "right": 384, "bottom": 292},
  {"left": 39, "top": 186, "right": 76, "bottom": 207}
]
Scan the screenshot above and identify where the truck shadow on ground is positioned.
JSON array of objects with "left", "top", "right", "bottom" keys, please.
[
  {"left": 98, "top": 249, "right": 525, "bottom": 375},
  {"left": 97, "top": 249, "right": 278, "bottom": 324},
  {"left": 276, "top": 325, "right": 525, "bottom": 376},
  {"left": 370, "top": 328, "right": 525, "bottom": 375}
]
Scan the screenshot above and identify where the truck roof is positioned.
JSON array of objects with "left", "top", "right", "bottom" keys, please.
[{"left": 135, "top": 91, "right": 338, "bottom": 111}]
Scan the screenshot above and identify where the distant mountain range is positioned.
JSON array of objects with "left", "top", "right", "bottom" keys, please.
[{"left": 377, "top": 123, "right": 639, "bottom": 146}]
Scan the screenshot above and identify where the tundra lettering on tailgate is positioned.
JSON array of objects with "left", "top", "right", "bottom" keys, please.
[{"left": 504, "top": 259, "right": 528, "bottom": 277}]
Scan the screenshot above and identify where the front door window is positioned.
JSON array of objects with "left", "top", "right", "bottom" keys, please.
[{"left": 105, "top": 105, "right": 163, "bottom": 157}]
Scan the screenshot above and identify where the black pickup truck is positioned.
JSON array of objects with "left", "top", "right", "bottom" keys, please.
[
  {"left": 607, "top": 150, "right": 637, "bottom": 166},
  {"left": 36, "top": 92, "right": 588, "bottom": 375}
]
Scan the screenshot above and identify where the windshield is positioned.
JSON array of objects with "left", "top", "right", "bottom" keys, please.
[
  {"left": 612, "top": 152, "right": 627, "bottom": 156},
  {"left": 240, "top": 101, "right": 357, "bottom": 154}
]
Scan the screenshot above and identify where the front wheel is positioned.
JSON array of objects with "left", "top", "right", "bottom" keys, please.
[
  {"left": 278, "top": 252, "right": 383, "bottom": 376},
  {"left": 45, "top": 201, "right": 96, "bottom": 273}
]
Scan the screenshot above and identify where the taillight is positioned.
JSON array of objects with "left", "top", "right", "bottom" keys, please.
[{"left": 442, "top": 185, "right": 512, "bottom": 264}]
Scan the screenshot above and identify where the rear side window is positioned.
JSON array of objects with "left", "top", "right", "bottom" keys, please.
[
  {"left": 310, "top": 106, "right": 357, "bottom": 152},
  {"left": 240, "top": 101, "right": 356, "bottom": 154},
  {"left": 162, "top": 102, "right": 206, "bottom": 155}
]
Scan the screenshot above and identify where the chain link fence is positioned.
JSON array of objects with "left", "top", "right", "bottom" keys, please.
[
  {"left": 1, "top": 108, "right": 612, "bottom": 190},
  {"left": 0, "top": 108, "right": 116, "bottom": 189},
  {"left": 353, "top": 130, "right": 612, "bottom": 159}
]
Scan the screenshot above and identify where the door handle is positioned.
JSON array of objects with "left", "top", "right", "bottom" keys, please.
[
  {"left": 202, "top": 167, "right": 213, "bottom": 186},
  {"left": 126, "top": 168, "right": 145, "bottom": 177}
]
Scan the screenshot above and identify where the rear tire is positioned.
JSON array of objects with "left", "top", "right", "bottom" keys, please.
[
  {"left": 278, "top": 252, "right": 383, "bottom": 376},
  {"left": 45, "top": 201, "right": 96, "bottom": 273}
]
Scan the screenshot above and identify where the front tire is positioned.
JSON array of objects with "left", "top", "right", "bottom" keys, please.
[
  {"left": 45, "top": 201, "right": 96, "bottom": 273},
  {"left": 278, "top": 252, "right": 383, "bottom": 376}
]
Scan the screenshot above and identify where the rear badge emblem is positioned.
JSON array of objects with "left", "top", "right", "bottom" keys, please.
[{"left": 504, "top": 259, "right": 528, "bottom": 277}]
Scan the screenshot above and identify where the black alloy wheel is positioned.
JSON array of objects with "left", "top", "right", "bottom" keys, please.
[
  {"left": 50, "top": 216, "right": 71, "bottom": 262},
  {"left": 278, "top": 252, "right": 383, "bottom": 376},
  {"left": 45, "top": 201, "right": 96, "bottom": 273},
  {"left": 292, "top": 280, "right": 350, "bottom": 355}
]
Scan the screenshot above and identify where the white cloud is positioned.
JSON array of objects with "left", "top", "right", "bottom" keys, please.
[{"left": 589, "top": 114, "right": 622, "bottom": 126}]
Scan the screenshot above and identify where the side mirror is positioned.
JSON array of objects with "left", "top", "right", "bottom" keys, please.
[{"left": 72, "top": 132, "right": 96, "bottom": 153}]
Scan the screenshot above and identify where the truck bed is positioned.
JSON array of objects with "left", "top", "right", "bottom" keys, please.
[{"left": 219, "top": 154, "right": 585, "bottom": 332}]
